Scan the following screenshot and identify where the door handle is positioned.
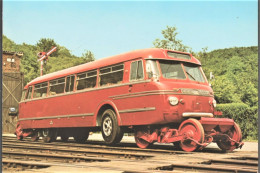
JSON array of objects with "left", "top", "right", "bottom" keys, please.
[{"left": 129, "top": 85, "right": 133, "bottom": 92}]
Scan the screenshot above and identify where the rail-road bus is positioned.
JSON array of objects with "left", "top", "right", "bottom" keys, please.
[{"left": 11, "top": 48, "right": 243, "bottom": 152}]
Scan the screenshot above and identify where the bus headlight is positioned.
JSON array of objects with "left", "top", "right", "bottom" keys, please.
[
  {"left": 168, "top": 96, "right": 179, "bottom": 106},
  {"left": 213, "top": 99, "right": 217, "bottom": 108}
]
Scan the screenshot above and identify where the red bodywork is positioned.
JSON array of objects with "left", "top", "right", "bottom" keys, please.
[
  {"left": 19, "top": 48, "right": 214, "bottom": 128},
  {"left": 17, "top": 48, "right": 243, "bottom": 151}
]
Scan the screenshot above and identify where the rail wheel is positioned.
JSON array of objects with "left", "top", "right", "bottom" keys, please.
[
  {"left": 42, "top": 129, "right": 57, "bottom": 143},
  {"left": 101, "top": 109, "right": 123, "bottom": 144},
  {"left": 178, "top": 118, "right": 205, "bottom": 152},
  {"left": 31, "top": 131, "right": 39, "bottom": 142},
  {"left": 73, "top": 131, "right": 89, "bottom": 143},
  {"left": 134, "top": 128, "right": 151, "bottom": 149},
  {"left": 15, "top": 123, "right": 23, "bottom": 140},
  {"left": 217, "top": 122, "right": 242, "bottom": 152}
]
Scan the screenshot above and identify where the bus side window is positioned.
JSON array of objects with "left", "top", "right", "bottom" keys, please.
[
  {"left": 130, "top": 60, "right": 144, "bottom": 81},
  {"left": 100, "top": 64, "right": 124, "bottom": 86},
  {"left": 76, "top": 70, "right": 97, "bottom": 90},
  {"left": 21, "top": 89, "right": 27, "bottom": 101},
  {"left": 65, "top": 75, "right": 75, "bottom": 92},
  {"left": 146, "top": 60, "right": 159, "bottom": 79},
  {"left": 49, "top": 78, "right": 65, "bottom": 95},
  {"left": 26, "top": 86, "right": 32, "bottom": 100},
  {"left": 33, "top": 82, "right": 48, "bottom": 98}
]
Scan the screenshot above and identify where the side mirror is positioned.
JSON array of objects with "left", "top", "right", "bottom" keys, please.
[
  {"left": 210, "top": 72, "right": 214, "bottom": 80},
  {"left": 8, "top": 107, "right": 18, "bottom": 116}
]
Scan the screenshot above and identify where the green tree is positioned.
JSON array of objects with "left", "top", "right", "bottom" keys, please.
[
  {"left": 153, "top": 26, "right": 191, "bottom": 52},
  {"left": 82, "top": 50, "right": 95, "bottom": 62},
  {"left": 36, "top": 38, "right": 59, "bottom": 57},
  {"left": 3, "top": 35, "right": 18, "bottom": 51}
]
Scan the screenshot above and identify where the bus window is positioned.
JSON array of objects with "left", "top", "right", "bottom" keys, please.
[
  {"left": 183, "top": 63, "right": 205, "bottom": 83},
  {"left": 26, "top": 86, "right": 32, "bottom": 100},
  {"left": 167, "top": 51, "right": 191, "bottom": 60},
  {"left": 33, "top": 82, "right": 48, "bottom": 98},
  {"left": 130, "top": 60, "right": 144, "bottom": 81},
  {"left": 65, "top": 75, "right": 75, "bottom": 92},
  {"left": 159, "top": 60, "right": 186, "bottom": 79},
  {"left": 21, "top": 89, "right": 27, "bottom": 101},
  {"left": 49, "top": 78, "right": 65, "bottom": 96},
  {"left": 146, "top": 60, "right": 159, "bottom": 79},
  {"left": 76, "top": 70, "right": 97, "bottom": 90},
  {"left": 100, "top": 64, "right": 124, "bottom": 86}
]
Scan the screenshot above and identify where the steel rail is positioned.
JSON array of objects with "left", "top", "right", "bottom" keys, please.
[
  {"left": 154, "top": 162, "right": 258, "bottom": 173},
  {"left": 205, "top": 158, "right": 258, "bottom": 166},
  {"left": 2, "top": 136, "right": 188, "bottom": 155},
  {"left": 2, "top": 143, "right": 153, "bottom": 160},
  {"left": 3, "top": 150, "right": 110, "bottom": 163}
]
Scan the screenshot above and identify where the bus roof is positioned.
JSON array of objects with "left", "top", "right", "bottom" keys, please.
[{"left": 26, "top": 48, "right": 200, "bottom": 87}]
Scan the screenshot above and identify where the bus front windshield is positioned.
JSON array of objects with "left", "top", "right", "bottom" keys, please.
[{"left": 159, "top": 60, "right": 206, "bottom": 83}]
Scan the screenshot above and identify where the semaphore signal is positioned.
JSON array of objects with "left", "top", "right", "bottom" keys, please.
[{"left": 37, "top": 46, "right": 57, "bottom": 76}]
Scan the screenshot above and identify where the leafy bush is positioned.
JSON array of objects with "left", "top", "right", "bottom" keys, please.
[{"left": 216, "top": 103, "right": 258, "bottom": 140}]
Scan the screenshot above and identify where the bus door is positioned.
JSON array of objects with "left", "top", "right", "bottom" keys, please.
[{"left": 129, "top": 59, "right": 145, "bottom": 93}]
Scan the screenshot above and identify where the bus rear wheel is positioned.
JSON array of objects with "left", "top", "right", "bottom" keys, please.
[
  {"left": 101, "top": 109, "right": 123, "bottom": 144},
  {"left": 42, "top": 129, "right": 57, "bottom": 143}
]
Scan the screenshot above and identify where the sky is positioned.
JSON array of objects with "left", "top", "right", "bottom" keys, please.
[{"left": 3, "top": 1, "right": 258, "bottom": 59}]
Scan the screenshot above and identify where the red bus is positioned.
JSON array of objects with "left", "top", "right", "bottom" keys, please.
[{"left": 11, "top": 48, "right": 243, "bottom": 152}]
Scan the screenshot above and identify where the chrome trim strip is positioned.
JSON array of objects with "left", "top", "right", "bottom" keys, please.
[
  {"left": 19, "top": 80, "right": 151, "bottom": 103},
  {"left": 182, "top": 112, "right": 213, "bottom": 118},
  {"left": 19, "top": 113, "right": 94, "bottom": 121},
  {"left": 110, "top": 89, "right": 213, "bottom": 100},
  {"left": 119, "top": 107, "right": 156, "bottom": 114},
  {"left": 112, "top": 92, "right": 175, "bottom": 100}
]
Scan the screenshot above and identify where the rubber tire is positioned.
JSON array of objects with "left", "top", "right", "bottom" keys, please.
[
  {"left": 114, "top": 130, "right": 124, "bottom": 143},
  {"left": 101, "top": 109, "right": 123, "bottom": 144},
  {"left": 42, "top": 129, "right": 57, "bottom": 143}
]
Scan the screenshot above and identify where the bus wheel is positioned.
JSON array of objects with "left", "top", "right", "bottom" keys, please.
[
  {"left": 73, "top": 131, "right": 89, "bottom": 143},
  {"left": 101, "top": 109, "right": 122, "bottom": 144},
  {"left": 31, "top": 131, "right": 39, "bottom": 142},
  {"left": 42, "top": 129, "right": 57, "bottom": 143},
  {"left": 178, "top": 118, "right": 205, "bottom": 152},
  {"left": 217, "top": 122, "right": 242, "bottom": 152},
  {"left": 114, "top": 130, "right": 124, "bottom": 143}
]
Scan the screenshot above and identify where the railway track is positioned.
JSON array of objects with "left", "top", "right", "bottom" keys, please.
[
  {"left": 2, "top": 135, "right": 258, "bottom": 173},
  {"left": 2, "top": 136, "right": 190, "bottom": 155}
]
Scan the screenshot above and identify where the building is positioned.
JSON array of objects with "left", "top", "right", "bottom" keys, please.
[
  {"left": 2, "top": 50, "right": 24, "bottom": 133},
  {"left": 2, "top": 50, "right": 23, "bottom": 72}
]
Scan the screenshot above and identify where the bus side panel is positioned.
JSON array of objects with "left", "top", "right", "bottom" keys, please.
[{"left": 112, "top": 82, "right": 167, "bottom": 126}]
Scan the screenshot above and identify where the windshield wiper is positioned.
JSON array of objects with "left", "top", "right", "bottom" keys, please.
[{"left": 186, "top": 71, "right": 196, "bottom": 81}]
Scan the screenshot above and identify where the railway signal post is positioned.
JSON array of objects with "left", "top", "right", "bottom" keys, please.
[{"left": 37, "top": 47, "right": 57, "bottom": 76}]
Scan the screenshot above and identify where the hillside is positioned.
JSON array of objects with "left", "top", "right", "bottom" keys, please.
[
  {"left": 3, "top": 36, "right": 258, "bottom": 107},
  {"left": 199, "top": 46, "right": 258, "bottom": 107},
  {"left": 3, "top": 35, "right": 94, "bottom": 85}
]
